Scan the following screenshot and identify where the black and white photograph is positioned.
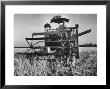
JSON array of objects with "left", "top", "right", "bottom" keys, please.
[
  {"left": 14, "top": 14, "right": 97, "bottom": 76},
  {"left": 2, "top": 1, "right": 107, "bottom": 85}
]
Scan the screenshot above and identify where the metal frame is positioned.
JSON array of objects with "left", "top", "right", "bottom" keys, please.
[
  {"left": 1, "top": 0, "right": 109, "bottom": 88},
  {"left": 14, "top": 26, "right": 91, "bottom": 58}
]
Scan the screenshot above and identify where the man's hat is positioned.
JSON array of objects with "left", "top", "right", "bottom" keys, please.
[{"left": 44, "top": 23, "right": 51, "bottom": 28}]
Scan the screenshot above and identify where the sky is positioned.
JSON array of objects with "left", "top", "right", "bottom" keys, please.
[{"left": 14, "top": 14, "right": 97, "bottom": 47}]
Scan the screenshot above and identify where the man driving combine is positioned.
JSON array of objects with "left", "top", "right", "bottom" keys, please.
[{"left": 44, "top": 15, "right": 70, "bottom": 54}]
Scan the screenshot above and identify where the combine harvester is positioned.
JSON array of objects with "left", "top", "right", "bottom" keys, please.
[{"left": 15, "top": 15, "right": 91, "bottom": 66}]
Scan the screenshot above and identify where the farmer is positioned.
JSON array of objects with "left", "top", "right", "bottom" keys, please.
[{"left": 44, "top": 23, "right": 57, "bottom": 53}]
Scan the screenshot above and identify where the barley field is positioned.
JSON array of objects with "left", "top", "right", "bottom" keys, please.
[{"left": 14, "top": 50, "right": 97, "bottom": 76}]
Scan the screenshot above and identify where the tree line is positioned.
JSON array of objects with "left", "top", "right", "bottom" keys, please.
[{"left": 79, "top": 43, "right": 97, "bottom": 47}]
